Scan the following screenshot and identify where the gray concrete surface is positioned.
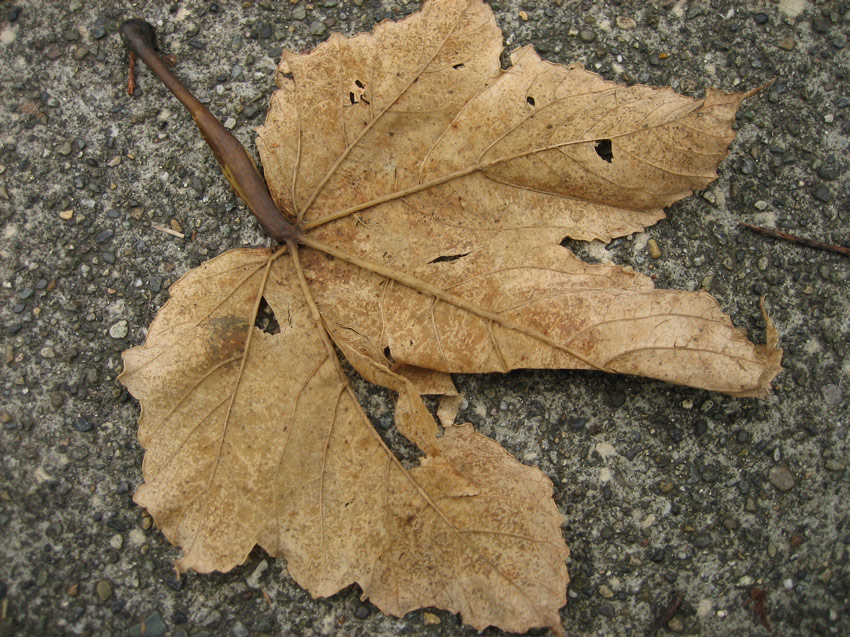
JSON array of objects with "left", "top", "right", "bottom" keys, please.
[{"left": 1, "top": 0, "right": 848, "bottom": 635}]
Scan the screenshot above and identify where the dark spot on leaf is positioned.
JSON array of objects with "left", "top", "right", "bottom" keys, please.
[
  {"left": 595, "top": 138, "right": 613, "bottom": 162},
  {"left": 383, "top": 346, "right": 395, "bottom": 364},
  {"left": 452, "top": 62, "right": 465, "bottom": 69},
  {"left": 526, "top": 96, "right": 535, "bottom": 106},
  {"left": 349, "top": 92, "right": 356, "bottom": 104},
  {"left": 209, "top": 316, "right": 250, "bottom": 357},
  {"left": 354, "top": 79, "right": 365, "bottom": 88}
]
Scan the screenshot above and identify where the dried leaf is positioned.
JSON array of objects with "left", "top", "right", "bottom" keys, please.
[
  {"left": 121, "top": 249, "right": 567, "bottom": 634},
  {"left": 120, "top": 0, "right": 782, "bottom": 633}
]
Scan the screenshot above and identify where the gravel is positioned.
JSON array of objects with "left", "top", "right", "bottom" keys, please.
[{"left": 1, "top": 1, "right": 848, "bottom": 636}]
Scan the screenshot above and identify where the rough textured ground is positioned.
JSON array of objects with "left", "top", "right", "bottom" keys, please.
[{"left": 1, "top": 0, "right": 848, "bottom": 635}]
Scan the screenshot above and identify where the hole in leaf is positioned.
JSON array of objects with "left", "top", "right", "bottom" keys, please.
[
  {"left": 452, "top": 62, "right": 465, "bottom": 69},
  {"left": 383, "top": 345, "right": 395, "bottom": 365},
  {"left": 427, "top": 252, "right": 470, "bottom": 264},
  {"left": 526, "top": 95, "right": 535, "bottom": 106},
  {"left": 254, "top": 297, "right": 280, "bottom": 335},
  {"left": 354, "top": 79, "right": 365, "bottom": 88},
  {"left": 594, "top": 138, "right": 614, "bottom": 162},
  {"left": 349, "top": 91, "right": 356, "bottom": 104}
]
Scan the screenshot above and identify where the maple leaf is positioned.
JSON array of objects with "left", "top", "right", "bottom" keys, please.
[{"left": 118, "top": 1, "right": 782, "bottom": 633}]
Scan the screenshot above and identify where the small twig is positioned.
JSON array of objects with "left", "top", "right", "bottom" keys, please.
[
  {"left": 127, "top": 50, "right": 136, "bottom": 95},
  {"left": 151, "top": 223, "right": 185, "bottom": 239},
  {"left": 741, "top": 223, "right": 850, "bottom": 258},
  {"left": 647, "top": 591, "right": 683, "bottom": 636}
]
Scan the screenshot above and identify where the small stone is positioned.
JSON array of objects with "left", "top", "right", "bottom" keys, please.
[
  {"left": 754, "top": 200, "right": 769, "bottom": 210},
  {"left": 354, "top": 605, "right": 370, "bottom": 619},
  {"left": 812, "top": 17, "right": 830, "bottom": 34},
  {"left": 170, "top": 219, "right": 183, "bottom": 234},
  {"left": 309, "top": 21, "right": 326, "bottom": 36},
  {"left": 109, "top": 533, "right": 124, "bottom": 550},
  {"left": 818, "top": 568, "right": 832, "bottom": 583},
  {"left": 224, "top": 117, "right": 236, "bottom": 130},
  {"left": 736, "top": 575, "right": 754, "bottom": 587},
  {"left": 95, "top": 580, "right": 113, "bottom": 602},
  {"left": 57, "top": 141, "right": 73, "bottom": 156},
  {"left": 722, "top": 516, "right": 738, "bottom": 531},
  {"left": 616, "top": 16, "right": 636, "bottom": 29},
  {"left": 667, "top": 616, "right": 684, "bottom": 632},
  {"left": 812, "top": 184, "right": 832, "bottom": 202},
  {"left": 96, "top": 229, "right": 114, "bottom": 243},
  {"left": 40, "top": 347, "right": 55, "bottom": 359},
  {"left": 109, "top": 320, "right": 129, "bottom": 339},
  {"left": 658, "top": 481, "right": 674, "bottom": 494},
  {"left": 595, "top": 442, "right": 616, "bottom": 458},
  {"left": 293, "top": 6, "right": 307, "bottom": 20},
  {"left": 232, "top": 622, "right": 250, "bottom": 637},
  {"left": 74, "top": 417, "right": 94, "bottom": 432},
  {"left": 599, "top": 603, "right": 615, "bottom": 619},
  {"left": 579, "top": 29, "right": 596, "bottom": 43},
  {"left": 129, "top": 610, "right": 167, "bottom": 637},
  {"left": 825, "top": 459, "right": 845, "bottom": 472},
  {"left": 607, "top": 391, "right": 626, "bottom": 408},
  {"left": 777, "top": 38, "right": 795, "bottom": 51},
  {"left": 246, "top": 560, "right": 268, "bottom": 588},
  {"left": 817, "top": 166, "right": 837, "bottom": 181},
  {"left": 648, "top": 239, "right": 661, "bottom": 259},
  {"left": 423, "top": 611, "right": 441, "bottom": 625},
  {"left": 188, "top": 39, "right": 205, "bottom": 50},
  {"left": 693, "top": 532, "right": 712, "bottom": 549},
  {"left": 768, "top": 465, "right": 795, "bottom": 491},
  {"left": 518, "top": 10, "right": 528, "bottom": 21},
  {"left": 598, "top": 584, "right": 614, "bottom": 599}
]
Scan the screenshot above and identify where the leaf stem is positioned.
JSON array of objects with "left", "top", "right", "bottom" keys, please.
[{"left": 119, "top": 19, "right": 299, "bottom": 244}]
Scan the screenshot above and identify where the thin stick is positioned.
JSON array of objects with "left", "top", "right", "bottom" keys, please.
[
  {"left": 127, "top": 50, "right": 136, "bottom": 96},
  {"left": 151, "top": 223, "right": 185, "bottom": 239},
  {"left": 741, "top": 223, "right": 850, "bottom": 258}
]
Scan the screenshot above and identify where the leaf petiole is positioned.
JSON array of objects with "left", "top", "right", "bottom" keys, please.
[{"left": 118, "top": 19, "right": 299, "bottom": 244}]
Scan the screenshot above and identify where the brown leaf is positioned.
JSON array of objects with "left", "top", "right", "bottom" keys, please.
[
  {"left": 121, "top": 248, "right": 567, "bottom": 634},
  {"left": 120, "top": 0, "right": 782, "bottom": 633}
]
